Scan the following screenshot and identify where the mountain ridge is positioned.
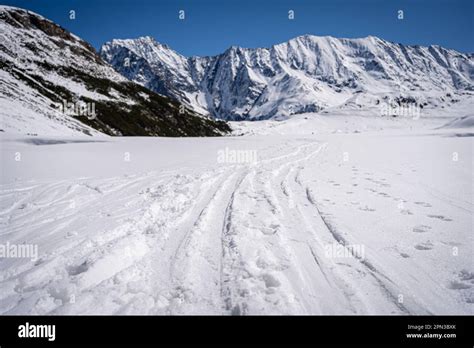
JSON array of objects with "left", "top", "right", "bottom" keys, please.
[
  {"left": 101, "top": 34, "right": 474, "bottom": 120},
  {"left": 0, "top": 6, "right": 230, "bottom": 136}
]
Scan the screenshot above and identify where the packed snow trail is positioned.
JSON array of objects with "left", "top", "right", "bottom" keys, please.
[{"left": 0, "top": 116, "right": 472, "bottom": 314}]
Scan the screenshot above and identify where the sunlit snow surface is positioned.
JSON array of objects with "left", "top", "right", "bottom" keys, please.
[{"left": 0, "top": 112, "right": 472, "bottom": 314}]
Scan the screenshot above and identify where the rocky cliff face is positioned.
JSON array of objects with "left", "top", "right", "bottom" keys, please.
[
  {"left": 101, "top": 35, "right": 474, "bottom": 120},
  {"left": 0, "top": 6, "right": 230, "bottom": 136}
]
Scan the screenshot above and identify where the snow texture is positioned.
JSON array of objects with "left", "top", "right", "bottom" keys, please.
[{"left": 1, "top": 114, "right": 472, "bottom": 314}]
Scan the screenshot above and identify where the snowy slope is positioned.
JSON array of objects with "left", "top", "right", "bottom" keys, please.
[
  {"left": 101, "top": 35, "right": 474, "bottom": 120},
  {"left": 0, "top": 6, "right": 230, "bottom": 136},
  {"left": 0, "top": 115, "right": 472, "bottom": 314}
]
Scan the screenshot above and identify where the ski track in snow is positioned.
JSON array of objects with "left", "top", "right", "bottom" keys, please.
[{"left": 0, "top": 124, "right": 472, "bottom": 315}]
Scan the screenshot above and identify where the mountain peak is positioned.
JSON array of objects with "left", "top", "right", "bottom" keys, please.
[
  {"left": 105, "top": 36, "right": 176, "bottom": 56},
  {"left": 0, "top": 5, "right": 54, "bottom": 26},
  {"left": 110, "top": 35, "right": 157, "bottom": 46},
  {"left": 0, "top": 6, "right": 231, "bottom": 136},
  {"left": 288, "top": 34, "right": 386, "bottom": 46},
  {"left": 133, "top": 36, "right": 170, "bottom": 48},
  {"left": 101, "top": 33, "right": 474, "bottom": 121}
]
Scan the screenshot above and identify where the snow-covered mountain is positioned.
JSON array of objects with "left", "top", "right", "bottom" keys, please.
[
  {"left": 0, "top": 6, "right": 230, "bottom": 136},
  {"left": 101, "top": 35, "right": 474, "bottom": 120}
]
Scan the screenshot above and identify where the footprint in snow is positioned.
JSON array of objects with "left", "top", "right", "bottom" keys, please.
[
  {"left": 66, "top": 261, "right": 89, "bottom": 276},
  {"left": 359, "top": 205, "right": 376, "bottom": 212},
  {"left": 448, "top": 281, "right": 472, "bottom": 290},
  {"left": 412, "top": 225, "right": 432, "bottom": 233},
  {"left": 414, "top": 201, "right": 432, "bottom": 208},
  {"left": 459, "top": 270, "right": 474, "bottom": 282},
  {"left": 414, "top": 241, "right": 434, "bottom": 251},
  {"left": 427, "top": 214, "right": 452, "bottom": 222},
  {"left": 400, "top": 209, "right": 413, "bottom": 215},
  {"left": 261, "top": 273, "right": 281, "bottom": 288},
  {"left": 261, "top": 224, "right": 279, "bottom": 235},
  {"left": 448, "top": 270, "right": 474, "bottom": 291}
]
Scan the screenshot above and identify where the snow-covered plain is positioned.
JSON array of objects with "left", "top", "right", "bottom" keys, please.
[{"left": 0, "top": 113, "right": 472, "bottom": 315}]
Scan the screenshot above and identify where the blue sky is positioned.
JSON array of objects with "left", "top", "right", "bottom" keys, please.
[{"left": 4, "top": 0, "right": 473, "bottom": 56}]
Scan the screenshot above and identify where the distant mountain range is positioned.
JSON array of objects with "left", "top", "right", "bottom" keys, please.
[
  {"left": 0, "top": 6, "right": 230, "bottom": 136},
  {"left": 101, "top": 35, "right": 474, "bottom": 120},
  {"left": 1, "top": 5, "right": 473, "bottom": 137}
]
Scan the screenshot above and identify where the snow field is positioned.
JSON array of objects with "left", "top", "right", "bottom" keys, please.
[{"left": 0, "top": 115, "right": 472, "bottom": 314}]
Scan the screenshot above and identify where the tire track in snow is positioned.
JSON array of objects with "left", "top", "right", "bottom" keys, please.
[
  {"left": 167, "top": 167, "right": 248, "bottom": 314},
  {"left": 220, "top": 171, "right": 249, "bottom": 315},
  {"left": 257, "top": 141, "right": 420, "bottom": 314},
  {"left": 272, "top": 144, "right": 363, "bottom": 313},
  {"left": 220, "top": 142, "right": 331, "bottom": 314},
  {"left": 300, "top": 177, "right": 430, "bottom": 314}
]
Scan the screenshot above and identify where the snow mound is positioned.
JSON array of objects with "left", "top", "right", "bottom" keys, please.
[{"left": 439, "top": 115, "right": 474, "bottom": 129}]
